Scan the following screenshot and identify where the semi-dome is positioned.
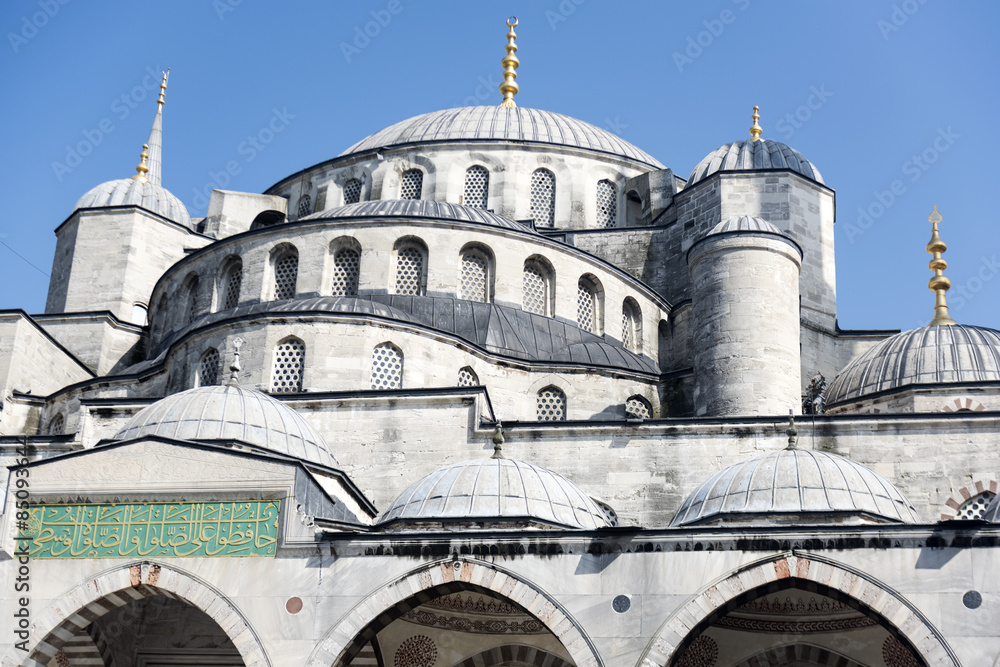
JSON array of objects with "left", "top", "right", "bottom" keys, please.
[
  {"left": 377, "top": 456, "right": 611, "bottom": 530},
  {"left": 826, "top": 324, "right": 1000, "bottom": 406},
  {"left": 113, "top": 384, "right": 337, "bottom": 468},
  {"left": 302, "top": 199, "right": 538, "bottom": 234},
  {"left": 707, "top": 215, "right": 783, "bottom": 236},
  {"left": 687, "top": 139, "right": 824, "bottom": 186},
  {"left": 340, "top": 106, "right": 664, "bottom": 168},
  {"left": 671, "top": 449, "right": 919, "bottom": 526},
  {"left": 75, "top": 178, "right": 192, "bottom": 227}
]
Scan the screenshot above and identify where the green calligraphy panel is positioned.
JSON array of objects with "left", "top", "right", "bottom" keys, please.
[{"left": 21, "top": 500, "right": 280, "bottom": 558}]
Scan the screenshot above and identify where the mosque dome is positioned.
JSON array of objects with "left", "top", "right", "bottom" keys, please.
[
  {"left": 671, "top": 449, "right": 919, "bottom": 526},
  {"left": 826, "top": 325, "right": 1000, "bottom": 407},
  {"left": 377, "top": 456, "right": 611, "bottom": 530},
  {"left": 340, "top": 106, "right": 664, "bottom": 168},
  {"left": 302, "top": 199, "right": 538, "bottom": 234},
  {"left": 687, "top": 139, "right": 824, "bottom": 187},
  {"left": 112, "top": 384, "right": 337, "bottom": 468},
  {"left": 75, "top": 178, "right": 192, "bottom": 228}
]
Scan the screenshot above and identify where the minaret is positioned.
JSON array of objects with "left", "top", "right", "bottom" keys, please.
[
  {"left": 499, "top": 17, "right": 519, "bottom": 108},
  {"left": 144, "top": 70, "right": 169, "bottom": 186},
  {"left": 926, "top": 205, "right": 957, "bottom": 326}
]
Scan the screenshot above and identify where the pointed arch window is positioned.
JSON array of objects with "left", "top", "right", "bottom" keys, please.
[
  {"left": 530, "top": 168, "right": 556, "bottom": 227},
  {"left": 625, "top": 395, "right": 651, "bottom": 419},
  {"left": 536, "top": 386, "right": 566, "bottom": 421},
  {"left": 199, "top": 348, "right": 221, "bottom": 387},
  {"left": 332, "top": 247, "right": 361, "bottom": 297},
  {"left": 185, "top": 276, "right": 200, "bottom": 324},
  {"left": 522, "top": 258, "right": 553, "bottom": 316},
  {"left": 48, "top": 414, "right": 64, "bottom": 435},
  {"left": 957, "top": 491, "right": 996, "bottom": 520},
  {"left": 622, "top": 298, "right": 642, "bottom": 353},
  {"left": 463, "top": 166, "right": 489, "bottom": 209},
  {"left": 297, "top": 194, "right": 312, "bottom": 218},
  {"left": 577, "top": 275, "right": 603, "bottom": 333},
  {"left": 457, "top": 366, "right": 479, "bottom": 387},
  {"left": 459, "top": 247, "right": 491, "bottom": 302},
  {"left": 271, "top": 338, "right": 305, "bottom": 393},
  {"left": 273, "top": 250, "right": 299, "bottom": 300},
  {"left": 371, "top": 343, "right": 403, "bottom": 389},
  {"left": 597, "top": 179, "right": 617, "bottom": 228},
  {"left": 343, "top": 178, "right": 362, "bottom": 205},
  {"left": 400, "top": 169, "right": 423, "bottom": 199},
  {"left": 222, "top": 261, "right": 242, "bottom": 310},
  {"left": 394, "top": 241, "right": 426, "bottom": 296}
]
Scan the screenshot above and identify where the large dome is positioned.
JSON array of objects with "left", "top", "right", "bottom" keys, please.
[
  {"left": 340, "top": 106, "right": 663, "bottom": 168},
  {"left": 75, "top": 178, "right": 191, "bottom": 227},
  {"left": 302, "top": 199, "right": 538, "bottom": 234},
  {"left": 671, "top": 449, "right": 919, "bottom": 526},
  {"left": 113, "top": 384, "right": 337, "bottom": 468},
  {"left": 826, "top": 324, "right": 1000, "bottom": 406},
  {"left": 687, "top": 139, "right": 824, "bottom": 186},
  {"left": 377, "top": 456, "right": 611, "bottom": 530}
]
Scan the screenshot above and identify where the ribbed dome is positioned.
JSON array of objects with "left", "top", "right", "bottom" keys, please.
[
  {"left": 826, "top": 325, "right": 1000, "bottom": 406},
  {"left": 377, "top": 457, "right": 611, "bottom": 530},
  {"left": 671, "top": 449, "right": 919, "bottom": 526},
  {"left": 302, "top": 199, "right": 538, "bottom": 234},
  {"left": 687, "top": 139, "right": 823, "bottom": 186},
  {"left": 113, "top": 385, "right": 337, "bottom": 467},
  {"left": 76, "top": 178, "right": 191, "bottom": 227},
  {"left": 341, "top": 106, "right": 663, "bottom": 168},
  {"left": 708, "top": 215, "right": 782, "bottom": 236}
]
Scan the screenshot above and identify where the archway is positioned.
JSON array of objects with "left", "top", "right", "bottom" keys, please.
[
  {"left": 21, "top": 561, "right": 270, "bottom": 667},
  {"left": 309, "top": 558, "right": 603, "bottom": 667}
]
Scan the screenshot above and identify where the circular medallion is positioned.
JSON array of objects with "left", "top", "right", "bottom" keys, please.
[
  {"left": 612, "top": 595, "right": 631, "bottom": 613},
  {"left": 285, "top": 597, "right": 303, "bottom": 614},
  {"left": 963, "top": 590, "right": 983, "bottom": 609}
]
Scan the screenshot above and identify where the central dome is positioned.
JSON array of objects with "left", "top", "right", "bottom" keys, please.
[{"left": 340, "top": 106, "right": 663, "bottom": 168}]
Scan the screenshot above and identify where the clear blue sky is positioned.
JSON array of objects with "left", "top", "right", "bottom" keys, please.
[{"left": 1, "top": 0, "right": 997, "bottom": 332}]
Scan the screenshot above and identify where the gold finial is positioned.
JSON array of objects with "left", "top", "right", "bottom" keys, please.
[
  {"left": 926, "top": 205, "right": 957, "bottom": 326},
  {"left": 490, "top": 421, "right": 505, "bottom": 459},
  {"left": 499, "top": 17, "right": 519, "bottom": 108},
  {"left": 157, "top": 69, "right": 169, "bottom": 107},
  {"left": 749, "top": 105, "right": 763, "bottom": 142},
  {"left": 132, "top": 144, "right": 149, "bottom": 182}
]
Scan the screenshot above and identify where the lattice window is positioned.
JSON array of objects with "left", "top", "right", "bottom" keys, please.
[
  {"left": 343, "top": 179, "right": 362, "bottom": 205},
  {"left": 297, "top": 194, "right": 312, "bottom": 218},
  {"left": 400, "top": 169, "right": 423, "bottom": 199},
  {"left": 395, "top": 246, "right": 424, "bottom": 295},
  {"left": 536, "top": 386, "right": 566, "bottom": 421},
  {"left": 577, "top": 279, "right": 596, "bottom": 332},
  {"left": 463, "top": 166, "right": 489, "bottom": 209},
  {"left": 223, "top": 265, "right": 242, "bottom": 310},
  {"left": 457, "top": 366, "right": 479, "bottom": 387},
  {"left": 48, "top": 414, "right": 64, "bottom": 435},
  {"left": 522, "top": 262, "right": 549, "bottom": 315},
  {"left": 625, "top": 395, "right": 651, "bottom": 419},
  {"left": 370, "top": 343, "right": 403, "bottom": 389},
  {"left": 199, "top": 348, "right": 221, "bottom": 387},
  {"left": 957, "top": 491, "right": 996, "bottom": 520},
  {"left": 186, "top": 278, "right": 200, "bottom": 323},
  {"left": 332, "top": 248, "right": 361, "bottom": 296},
  {"left": 597, "top": 179, "right": 617, "bottom": 228},
  {"left": 271, "top": 338, "right": 305, "bottom": 393},
  {"left": 460, "top": 250, "right": 488, "bottom": 302},
  {"left": 274, "top": 252, "right": 298, "bottom": 300},
  {"left": 622, "top": 300, "right": 641, "bottom": 353},
  {"left": 530, "top": 169, "right": 556, "bottom": 227}
]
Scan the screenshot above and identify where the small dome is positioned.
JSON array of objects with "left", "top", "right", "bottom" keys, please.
[
  {"left": 671, "top": 449, "right": 919, "bottom": 526},
  {"left": 76, "top": 178, "right": 191, "bottom": 227},
  {"left": 113, "top": 384, "right": 337, "bottom": 467},
  {"left": 826, "top": 325, "right": 1000, "bottom": 406},
  {"left": 707, "top": 215, "right": 783, "bottom": 236},
  {"left": 377, "top": 457, "right": 610, "bottom": 530},
  {"left": 302, "top": 199, "right": 538, "bottom": 234},
  {"left": 687, "top": 139, "right": 823, "bottom": 186}
]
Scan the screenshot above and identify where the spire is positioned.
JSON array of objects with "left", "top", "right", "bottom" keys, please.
[
  {"left": 227, "top": 337, "right": 245, "bottom": 386},
  {"left": 490, "top": 421, "right": 505, "bottom": 459},
  {"left": 926, "top": 205, "right": 957, "bottom": 326},
  {"left": 785, "top": 410, "right": 798, "bottom": 450},
  {"left": 749, "top": 105, "right": 763, "bottom": 142},
  {"left": 144, "top": 70, "right": 169, "bottom": 186},
  {"left": 131, "top": 144, "right": 150, "bottom": 182},
  {"left": 499, "top": 17, "right": 519, "bottom": 108}
]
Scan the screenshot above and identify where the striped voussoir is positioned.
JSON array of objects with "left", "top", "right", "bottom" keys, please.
[{"left": 452, "top": 645, "right": 573, "bottom": 667}]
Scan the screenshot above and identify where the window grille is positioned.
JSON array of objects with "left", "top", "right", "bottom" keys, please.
[
  {"left": 530, "top": 169, "right": 556, "bottom": 227},
  {"left": 297, "top": 194, "right": 312, "bottom": 218},
  {"left": 463, "top": 166, "right": 489, "bottom": 209},
  {"left": 597, "top": 179, "right": 617, "bottom": 228},
  {"left": 395, "top": 246, "right": 423, "bottom": 295},
  {"left": 371, "top": 343, "right": 403, "bottom": 389},
  {"left": 577, "top": 279, "right": 596, "bottom": 332},
  {"left": 536, "top": 386, "right": 566, "bottom": 421},
  {"left": 332, "top": 248, "right": 361, "bottom": 296},
  {"left": 400, "top": 170, "right": 423, "bottom": 199},
  {"left": 199, "top": 348, "right": 221, "bottom": 387},
  {"left": 271, "top": 339, "right": 305, "bottom": 393},
  {"left": 48, "top": 414, "right": 64, "bottom": 435},
  {"left": 274, "top": 253, "right": 298, "bottom": 300},
  {"left": 460, "top": 250, "right": 488, "bottom": 302},
  {"left": 522, "top": 263, "right": 548, "bottom": 315},
  {"left": 343, "top": 179, "right": 362, "bottom": 205},
  {"left": 457, "top": 366, "right": 479, "bottom": 387},
  {"left": 223, "top": 265, "right": 242, "bottom": 310},
  {"left": 186, "top": 278, "right": 200, "bottom": 323},
  {"left": 957, "top": 491, "right": 996, "bottom": 520},
  {"left": 625, "top": 396, "right": 651, "bottom": 419},
  {"left": 622, "top": 300, "right": 641, "bottom": 353}
]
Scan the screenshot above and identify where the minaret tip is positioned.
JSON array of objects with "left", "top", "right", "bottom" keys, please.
[
  {"left": 499, "top": 17, "right": 519, "bottom": 108},
  {"left": 749, "top": 105, "right": 763, "bottom": 142},
  {"left": 131, "top": 144, "right": 150, "bottom": 182},
  {"left": 926, "top": 205, "right": 957, "bottom": 326}
]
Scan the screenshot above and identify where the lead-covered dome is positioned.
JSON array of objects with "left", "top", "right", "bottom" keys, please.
[
  {"left": 826, "top": 324, "right": 1000, "bottom": 406},
  {"left": 671, "top": 449, "right": 919, "bottom": 526},
  {"left": 341, "top": 106, "right": 663, "bottom": 168},
  {"left": 302, "top": 199, "right": 538, "bottom": 234},
  {"left": 687, "top": 139, "right": 824, "bottom": 186},
  {"left": 76, "top": 178, "right": 191, "bottom": 227},
  {"left": 113, "top": 384, "right": 337, "bottom": 468},
  {"left": 377, "top": 456, "right": 611, "bottom": 530}
]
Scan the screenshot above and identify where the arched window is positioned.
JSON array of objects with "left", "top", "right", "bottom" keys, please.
[
  {"left": 459, "top": 247, "right": 491, "bottom": 302},
  {"left": 956, "top": 491, "right": 996, "bottom": 520},
  {"left": 463, "top": 166, "right": 489, "bottom": 209},
  {"left": 297, "top": 194, "right": 312, "bottom": 218},
  {"left": 530, "top": 168, "right": 556, "bottom": 227},
  {"left": 48, "top": 414, "right": 64, "bottom": 435},
  {"left": 182, "top": 275, "right": 200, "bottom": 325},
  {"left": 131, "top": 303, "right": 148, "bottom": 326},
  {"left": 536, "top": 386, "right": 566, "bottom": 421},
  {"left": 622, "top": 298, "right": 642, "bottom": 353},
  {"left": 400, "top": 169, "right": 423, "bottom": 199},
  {"left": 273, "top": 250, "right": 299, "bottom": 300},
  {"left": 625, "top": 395, "right": 651, "bottom": 419},
  {"left": 222, "top": 260, "right": 242, "bottom": 311},
  {"left": 457, "top": 366, "right": 479, "bottom": 387},
  {"left": 393, "top": 241, "right": 426, "bottom": 296},
  {"left": 577, "top": 275, "right": 603, "bottom": 334},
  {"left": 271, "top": 338, "right": 305, "bottom": 393},
  {"left": 199, "top": 348, "right": 221, "bottom": 387},
  {"left": 522, "top": 258, "right": 553, "bottom": 316},
  {"left": 332, "top": 247, "right": 361, "bottom": 297},
  {"left": 370, "top": 343, "right": 403, "bottom": 389},
  {"left": 343, "top": 178, "right": 362, "bottom": 205},
  {"left": 596, "top": 179, "right": 617, "bottom": 228}
]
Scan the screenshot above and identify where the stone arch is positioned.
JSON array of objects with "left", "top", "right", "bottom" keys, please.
[
  {"left": 308, "top": 558, "right": 602, "bottom": 667},
  {"left": 730, "top": 642, "right": 866, "bottom": 667},
  {"left": 638, "top": 552, "right": 958, "bottom": 667},
  {"left": 21, "top": 561, "right": 270, "bottom": 667},
  {"left": 941, "top": 397, "right": 986, "bottom": 413},
  {"left": 941, "top": 476, "right": 998, "bottom": 520},
  {"left": 453, "top": 644, "right": 574, "bottom": 667}
]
